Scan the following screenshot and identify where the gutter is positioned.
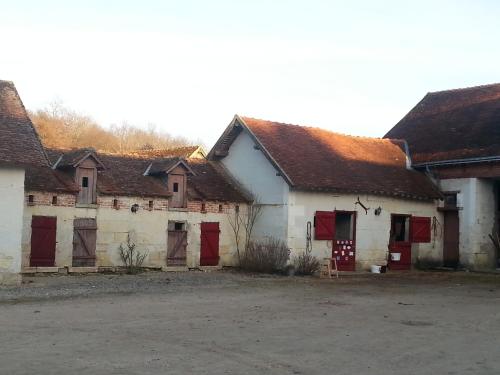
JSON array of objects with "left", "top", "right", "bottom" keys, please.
[{"left": 413, "top": 155, "right": 500, "bottom": 168}]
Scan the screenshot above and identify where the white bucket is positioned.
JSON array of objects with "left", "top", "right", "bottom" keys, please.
[
  {"left": 370, "top": 265, "right": 381, "bottom": 273},
  {"left": 391, "top": 253, "right": 401, "bottom": 261}
]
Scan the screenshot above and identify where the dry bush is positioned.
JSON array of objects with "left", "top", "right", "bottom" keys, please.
[
  {"left": 240, "top": 238, "right": 290, "bottom": 273},
  {"left": 118, "top": 235, "right": 148, "bottom": 274},
  {"left": 293, "top": 251, "right": 320, "bottom": 275}
]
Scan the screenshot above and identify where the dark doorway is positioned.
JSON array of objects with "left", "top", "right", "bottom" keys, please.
[
  {"left": 30, "top": 216, "right": 57, "bottom": 267},
  {"left": 443, "top": 211, "right": 460, "bottom": 267}
]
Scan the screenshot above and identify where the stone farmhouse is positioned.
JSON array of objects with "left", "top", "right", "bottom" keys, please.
[
  {"left": 386, "top": 83, "right": 500, "bottom": 269},
  {"left": 209, "top": 116, "right": 443, "bottom": 271},
  {"left": 0, "top": 80, "right": 498, "bottom": 284}
]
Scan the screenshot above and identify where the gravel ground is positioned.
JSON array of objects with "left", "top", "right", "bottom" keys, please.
[{"left": 1, "top": 270, "right": 499, "bottom": 375}]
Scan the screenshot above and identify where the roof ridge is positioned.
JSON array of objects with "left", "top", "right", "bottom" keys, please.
[
  {"left": 240, "top": 116, "right": 395, "bottom": 142},
  {"left": 427, "top": 82, "right": 500, "bottom": 95}
]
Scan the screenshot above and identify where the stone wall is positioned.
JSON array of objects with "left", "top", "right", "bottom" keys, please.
[
  {"left": 0, "top": 167, "right": 25, "bottom": 284},
  {"left": 22, "top": 191, "right": 246, "bottom": 270},
  {"left": 287, "top": 191, "right": 443, "bottom": 270}
]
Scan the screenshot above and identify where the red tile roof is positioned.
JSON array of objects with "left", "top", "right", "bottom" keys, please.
[
  {"left": 30, "top": 148, "right": 248, "bottom": 201},
  {"left": 0, "top": 80, "right": 48, "bottom": 167},
  {"left": 210, "top": 116, "right": 441, "bottom": 200},
  {"left": 385, "top": 83, "right": 500, "bottom": 164},
  {"left": 130, "top": 146, "right": 203, "bottom": 159}
]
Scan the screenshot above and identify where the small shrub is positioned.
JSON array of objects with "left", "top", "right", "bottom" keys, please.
[
  {"left": 119, "top": 235, "right": 148, "bottom": 274},
  {"left": 293, "top": 251, "right": 320, "bottom": 275},
  {"left": 240, "top": 238, "right": 290, "bottom": 273}
]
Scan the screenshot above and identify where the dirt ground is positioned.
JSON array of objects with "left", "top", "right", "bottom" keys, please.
[{"left": 1, "top": 270, "right": 499, "bottom": 375}]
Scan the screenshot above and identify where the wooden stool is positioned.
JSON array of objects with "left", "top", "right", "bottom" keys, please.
[{"left": 320, "top": 258, "right": 339, "bottom": 279}]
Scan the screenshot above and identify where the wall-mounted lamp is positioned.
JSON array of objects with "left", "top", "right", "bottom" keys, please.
[{"left": 374, "top": 206, "right": 382, "bottom": 216}]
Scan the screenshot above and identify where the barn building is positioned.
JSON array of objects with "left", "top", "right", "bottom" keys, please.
[
  {"left": 386, "top": 83, "right": 500, "bottom": 270},
  {"left": 209, "top": 116, "right": 444, "bottom": 271}
]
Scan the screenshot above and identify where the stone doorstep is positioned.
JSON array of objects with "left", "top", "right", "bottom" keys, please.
[
  {"left": 21, "top": 267, "right": 65, "bottom": 274},
  {"left": 161, "top": 266, "right": 189, "bottom": 272},
  {"left": 198, "top": 265, "right": 222, "bottom": 272},
  {"left": 68, "top": 266, "right": 99, "bottom": 273}
]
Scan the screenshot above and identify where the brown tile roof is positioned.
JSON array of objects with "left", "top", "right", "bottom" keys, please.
[
  {"left": 54, "top": 148, "right": 105, "bottom": 169},
  {"left": 28, "top": 148, "right": 248, "bottom": 201},
  {"left": 25, "top": 165, "right": 78, "bottom": 194},
  {"left": 0, "top": 80, "right": 48, "bottom": 167},
  {"left": 187, "top": 159, "right": 250, "bottom": 202},
  {"left": 210, "top": 116, "right": 441, "bottom": 200},
  {"left": 385, "top": 83, "right": 500, "bottom": 164},
  {"left": 130, "top": 146, "right": 203, "bottom": 159}
]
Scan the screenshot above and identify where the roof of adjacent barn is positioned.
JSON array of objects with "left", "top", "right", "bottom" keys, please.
[
  {"left": 130, "top": 145, "right": 206, "bottom": 159},
  {"left": 0, "top": 80, "right": 48, "bottom": 167},
  {"left": 34, "top": 148, "right": 249, "bottom": 201},
  {"left": 209, "top": 116, "right": 441, "bottom": 200},
  {"left": 385, "top": 83, "right": 500, "bottom": 165}
]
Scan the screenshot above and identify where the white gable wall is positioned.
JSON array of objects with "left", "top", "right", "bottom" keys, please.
[
  {"left": 220, "top": 129, "right": 289, "bottom": 243},
  {"left": 288, "top": 190, "right": 443, "bottom": 270},
  {"left": 0, "top": 167, "right": 24, "bottom": 284}
]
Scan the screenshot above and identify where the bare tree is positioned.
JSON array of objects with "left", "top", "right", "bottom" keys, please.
[
  {"left": 29, "top": 102, "right": 194, "bottom": 153},
  {"left": 228, "top": 200, "right": 263, "bottom": 266}
]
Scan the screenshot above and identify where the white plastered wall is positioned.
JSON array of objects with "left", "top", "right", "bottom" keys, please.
[
  {"left": 0, "top": 167, "right": 24, "bottom": 284},
  {"left": 288, "top": 191, "right": 443, "bottom": 270},
  {"left": 440, "top": 178, "right": 497, "bottom": 269},
  {"left": 220, "top": 129, "right": 289, "bottom": 243},
  {"left": 22, "top": 196, "right": 246, "bottom": 269}
]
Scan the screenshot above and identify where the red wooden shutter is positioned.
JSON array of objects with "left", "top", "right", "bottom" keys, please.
[
  {"left": 314, "top": 211, "right": 335, "bottom": 240},
  {"left": 410, "top": 216, "right": 431, "bottom": 243}
]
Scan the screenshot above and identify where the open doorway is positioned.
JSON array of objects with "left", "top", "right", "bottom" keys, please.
[
  {"left": 332, "top": 211, "right": 356, "bottom": 271},
  {"left": 388, "top": 214, "right": 411, "bottom": 270}
]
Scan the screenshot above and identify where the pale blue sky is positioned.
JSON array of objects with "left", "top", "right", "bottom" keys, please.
[{"left": 1, "top": 1, "right": 499, "bottom": 146}]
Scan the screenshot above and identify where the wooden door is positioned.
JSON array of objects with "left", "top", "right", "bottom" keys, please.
[
  {"left": 169, "top": 174, "right": 185, "bottom": 208},
  {"left": 72, "top": 218, "right": 97, "bottom": 267},
  {"left": 200, "top": 222, "right": 220, "bottom": 266},
  {"left": 30, "top": 216, "right": 57, "bottom": 267},
  {"left": 443, "top": 211, "right": 459, "bottom": 267},
  {"left": 167, "top": 230, "right": 188, "bottom": 266},
  {"left": 76, "top": 167, "right": 96, "bottom": 204}
]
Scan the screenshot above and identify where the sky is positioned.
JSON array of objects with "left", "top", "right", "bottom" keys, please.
[{"left": 1, "top": 0, "right": 499, "bottom": 147}]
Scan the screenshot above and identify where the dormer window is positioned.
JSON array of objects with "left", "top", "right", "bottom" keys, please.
[
  {"left": 143, "top": 157, "right": 195, "bottom": 209},
  {"left": 52, "top": 148, "right": 105, "bottom": 206}
]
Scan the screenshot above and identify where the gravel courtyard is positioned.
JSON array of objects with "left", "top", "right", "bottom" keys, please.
[{"left": 1, "top": 270, "right": 499, "bottom": 375}]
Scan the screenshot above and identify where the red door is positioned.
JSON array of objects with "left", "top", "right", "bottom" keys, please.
[
  {"left": 388, "top": 215, "right": 411, "bottom": 270},
  {"left": 30, "top": 216, "right": 57, "bottom": 267},
  {"left": 200, "top": 222, "right": 220, "bottom": 266},
  {"left": 332, "top": 211, "right": 357, "bottom": 271}
]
